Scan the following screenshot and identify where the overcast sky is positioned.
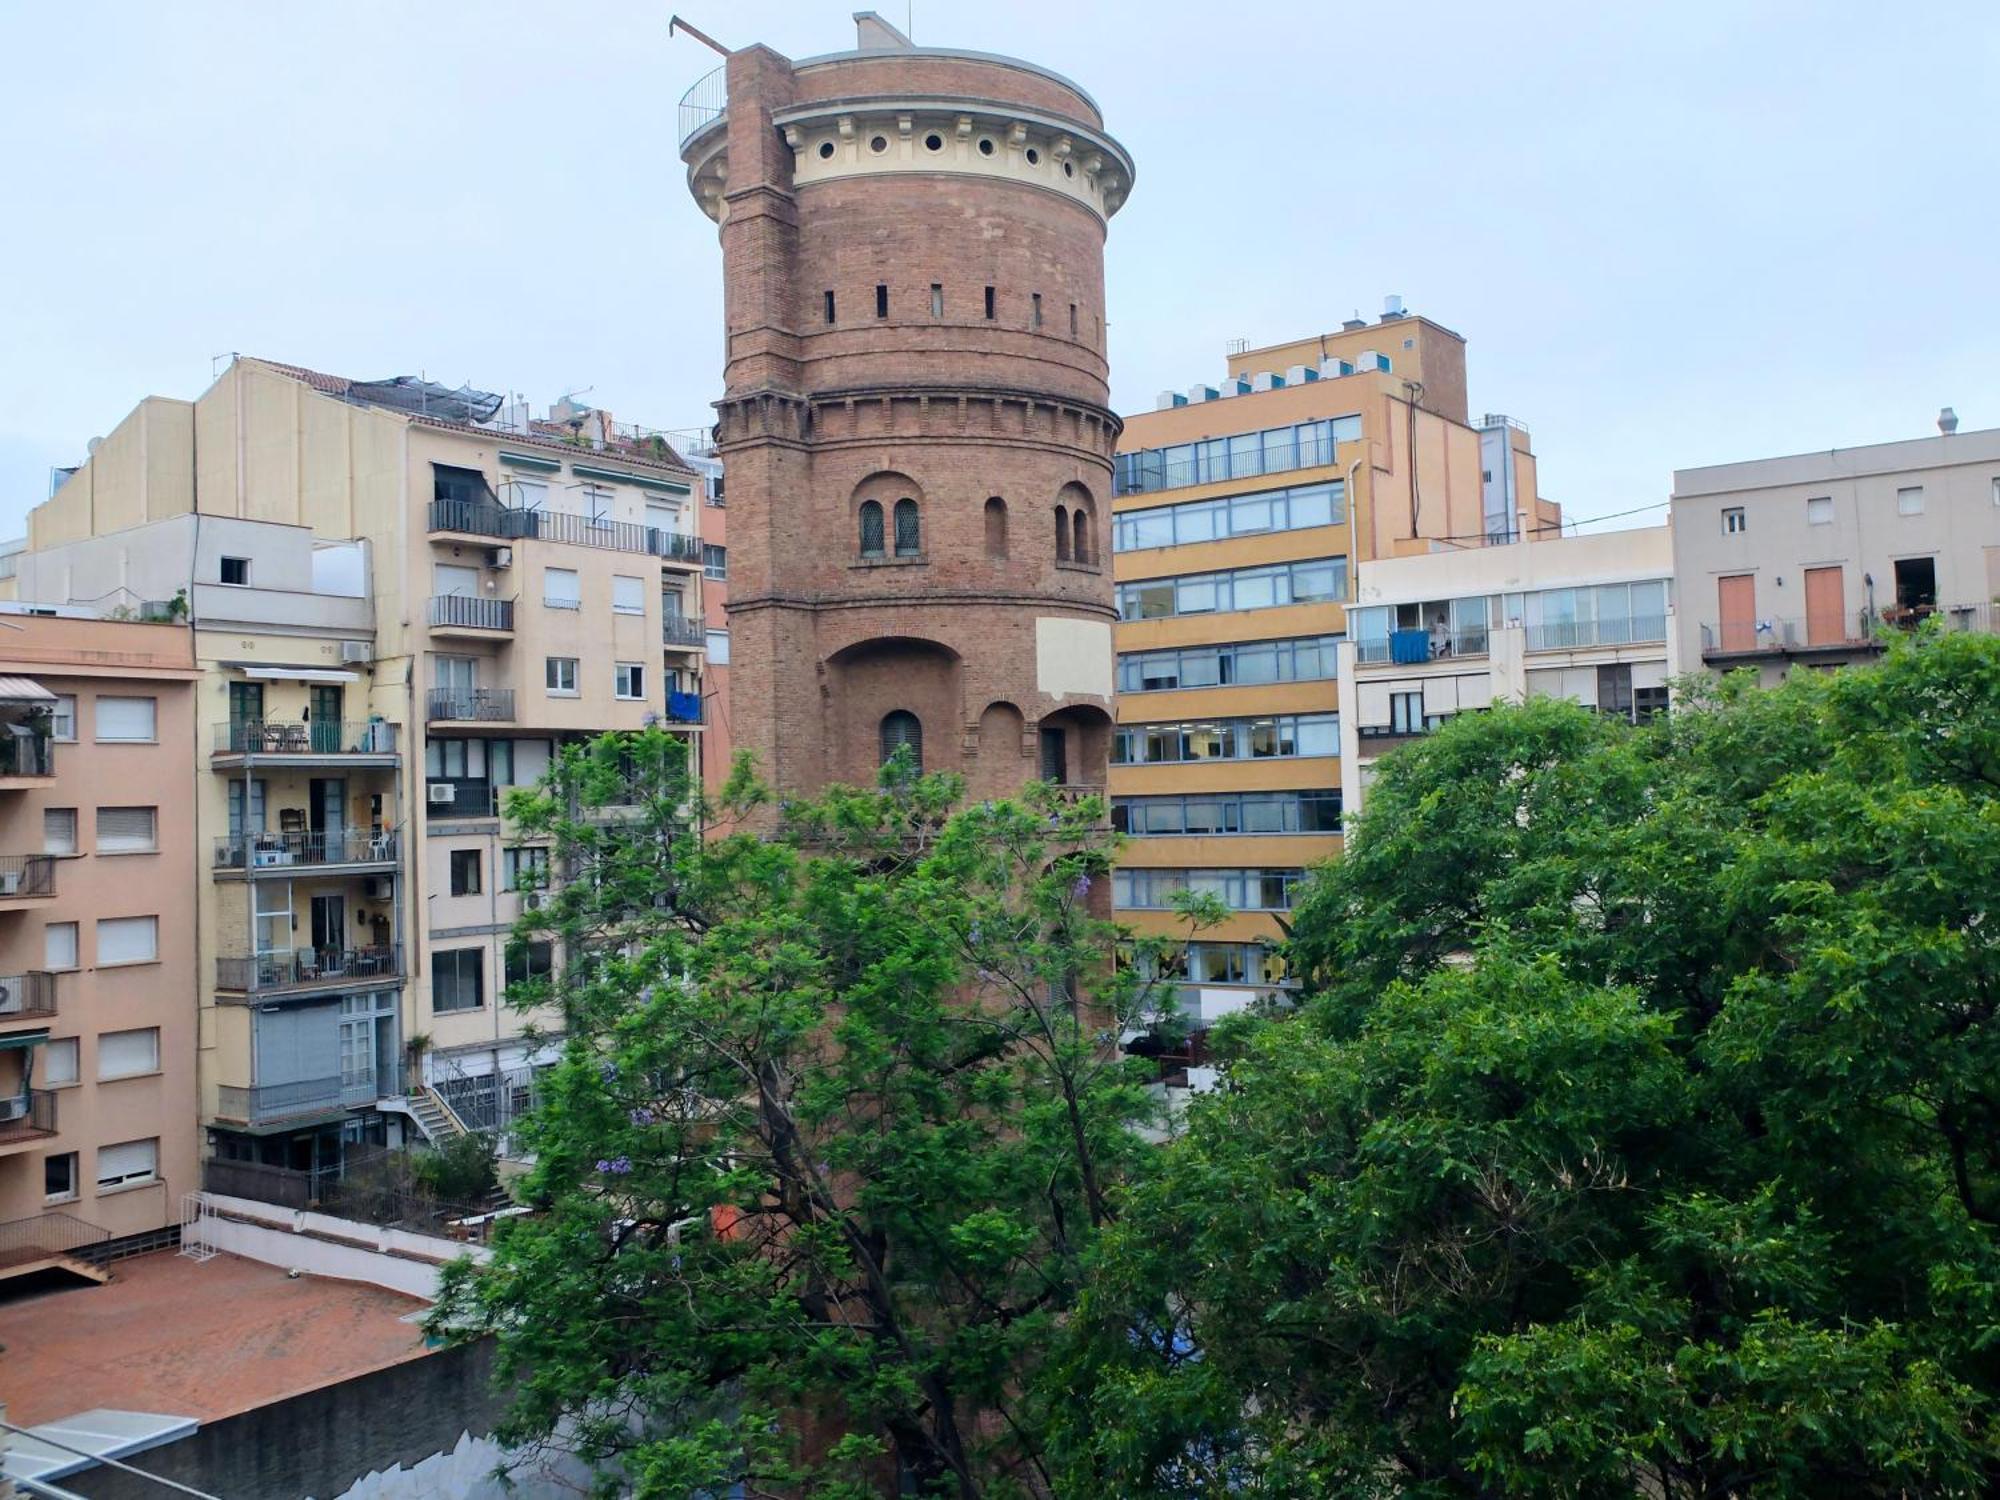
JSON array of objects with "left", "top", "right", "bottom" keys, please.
[{"left": 4, "top": 1, "right": 1996, "bottom": 541}]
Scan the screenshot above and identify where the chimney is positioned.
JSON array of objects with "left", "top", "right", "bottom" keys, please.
[
  {"left": 1938, "top": 406, "right": 1959, "bottom": 435},
  {"left": 1382, "top": 294, "right": 1406, "bottom": 319},
  {"left": 1341, "top": 313, "right": 1368, "bottom": 331}
]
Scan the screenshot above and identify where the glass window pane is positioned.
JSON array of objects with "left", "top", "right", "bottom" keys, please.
[
  {"left": 1289, "top": 485, "right": 1334, "bottom": 529},
  {"left": 1296, "top": 716, "right": 1339, "bottom": 756},
  {"left": 1230, "top": 497, "right": 1274, "bottom": 534},
  {"left": 1176, "top": 577, "right": 1219, "bottom": 614},
  {"left": 1233, "top": 571, "right": 1279, "bottom": 611},
  {"left": 1132, "top": 511, "right": 1175, "bottom": 549},
  {"left": 1179, "top": 651, "right": 1222, "bottom": 687},
  {"left": 1185, "top": 724, "right": 1229, "bottom": 759}
]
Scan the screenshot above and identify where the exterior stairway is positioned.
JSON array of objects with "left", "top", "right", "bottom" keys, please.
[
  {"left": 402, "top": 1084, "right": 469, "bottom": 1145},
  {"left": 0, "top": 1211, "right": 112, "bottom": 1285}
]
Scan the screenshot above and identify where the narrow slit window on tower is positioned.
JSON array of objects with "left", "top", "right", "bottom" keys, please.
[
  {"left": 880, "top": 710, "right": 923, "bottom": 769},
  {"left": 984, "top": 286, "right": 996, "bottom": 320},
  {"left": 984, "top": 497, "right": 1008, "bottom": 558},
  {"left": 1073, "top": 510, "right": 1090, "bottom": 564},
  {"left": 859, "top": 500, "right": 885, "bottom": 558},
  {"left": 1055, "top": 504, "right": 1071, "bottom": 561},
  {"left": 930, "top": 283, "right": 944, "bottom": 317},
  {"left": 893, "top": 498, "right": 921, "bottom": 557},
  {"left": 1069, "top": 302, "right": 1078, "bottom": 336},
  {"left": 1031, "top": 293, "right": 1043, "bottom": 329},
  {"left": 825, "top": 290, "right": 836, "bottom": 324},
  {"left": 876, "top": 284, "right": 889, "bottom": 318}
]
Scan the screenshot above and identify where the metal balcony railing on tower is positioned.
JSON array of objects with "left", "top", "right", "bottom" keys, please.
[{"left": 679, "top": 64, "right": 727, "bottom": 146}]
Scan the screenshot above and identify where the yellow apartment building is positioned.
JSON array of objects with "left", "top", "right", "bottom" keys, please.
[
  {"left": 14, "top": 357, "right": 708, "bottom": 1186},
  {"left": 1111, "top": 305, "right": 1559, "bottom": 1053}
]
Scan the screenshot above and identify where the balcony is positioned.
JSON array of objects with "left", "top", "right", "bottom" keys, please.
[
  {"left": 665, "top": 690, "right": 704, "bottom": 725},
  {"left": 1701, "top": 612, "right": 1879, "bottom": 663},
  {"left": 0, "top": 730, "right": 54, "bottom": 784},
  {"left": 213, "top": 826, "right": 400, "bottom": 876},
  {"left": 427, "top": 687, "right": 515, "bottom": 723},
  {"left": 428, "top": 594, "right": 516, "bottom": 636},
  {"left": 1525, "top": 616, "right": 1669, "bottom": 653},
  {"left": 0, "top": 855, "right": 56, "bottom": 901},
  {"left": 215, "top": 944, "right": 403, "bottom": 999},
  {"left": 662, "top": 616, "right": 707, "bottom": 649},
  {"left": 212, "top": 719, "right": 399, "bottom": 766},
  {"left": 428, "top": 498, "right": 702, "bottom": 563},
  {"left": 425, "top": 779, "right": 500, "bottom": 819},
  {"left": 0, "top": 972, "right": 57, "bottom": 1026},
  {"left": 214, "top": 1065, "right": 401, "bottom": 1127},
  {"left": 1358, "top": 625, "right": 1490, "bottom": 666},
  {"left": 0, "top": 1089, "right": 57, "bottom": 1150},
  {"left": 679, "top": 63, "right": 726, "bottom": 147}
]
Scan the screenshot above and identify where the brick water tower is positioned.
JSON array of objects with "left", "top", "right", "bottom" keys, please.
[{"left": 678, "top": 12, "right": 1134, "bottom": 803}]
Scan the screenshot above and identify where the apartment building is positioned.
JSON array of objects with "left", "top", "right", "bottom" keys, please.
[
  {"left": 1338, "top": 527, "right": 1677, "bottom": 816},
  {"left": 1672, "top": 416, "right": 2000, "bottom": 684},
  {"left": 14, "top": 357, "right": 705, "bottom": 1183},
  {"left": 0, "top": 613, "right": 200, "bottom": 1273},
  {"left": 1110, "top": 306, "right": 1560, "bottom": 1038}
]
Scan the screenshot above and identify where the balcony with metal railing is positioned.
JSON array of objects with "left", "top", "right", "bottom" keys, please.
[
  {"left": 1701, "top": 611, "right": 1880, "bottom": 661},
  {"left": 213, "top": 826, "right": 400, "bottom": 875},
  {"left": 212, "top": 719, "right": 399, "bottom": 765},
  {"left": 214, "top": 1062, "right": 402, "bottom": 1127},
  {"left": 0, "top": 855, "right": 56, "bottom": 901},
  {"left": 215, "top": 944, "right": 403, "bottom": 999},
  {"left": 679, "top": 64, "right": 727, "bottom": 147},
  {"left": 662, "top": 615, "right": 707, "bottom": 649},
  {"left": 0, "top": 1088, "right": 57, "bottom": 1151},
  {"left": 425, "top": 779, "right": 500, "bottom": 819},
  {"left": 1357, "top": 624, "right": 1491, "bottom": 666},
  {"left": 427, "top": 498, "right": 705, "bottom": 563},
  {"left": 0, "top": 729, "right": 54, "bottom": 783},
  {"left": 0, "top": 1211, "right": 110, "bottom": 1277},
  {"left": 1524, "top": 615, "right": 1670, "bottom": 653},
  {"left": 427, "top": 594, "right": 515, "bottom": 635},
  {"left": 0, "top": 971, "right": 57, "bottom": 1026},
  {"left": 427, "top": 687, "right": 515, "bottom": 723}
]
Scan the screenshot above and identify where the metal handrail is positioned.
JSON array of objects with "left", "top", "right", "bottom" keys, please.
[
  {"left": 215, "top": 720, "right": 398, "bottom": 755},
  {"left": 427, "top": 594, "right": 516, "bottom": 631},
  {"left": 0, "top": 855, "right": 56, "bottom": 898},
  {"left": 0, "top": 734, "right": 54, "bottom": 777},
  {"left": 0, "top": 1088, "right": 57, "bottom": 1138},
  {"left": 215, "top": 944, "right": 403, "bottom": 994},
  {"left": 679, "top": 64, "right": 727, "bottom": 146},
  {"left": 0, "top": 1209, "right": 109, "bottom": 1260},
  {"left": 1523, "top": 616, "right": 1669, "bottom": 652},
  {"left": 427, "top": 498, "right": 702, "bottom": 561},
  {"left": 213, "top": 827, "right": 400, "bottom": 870},
  {"left": 662, "top": 616, "right": 707, "bottom": 647},
  {"left": 427, "top": 688, "right": 516, "bottom": 722},
  {"left": 0, "top": 971, "right": 57, "bottom": 1022}
]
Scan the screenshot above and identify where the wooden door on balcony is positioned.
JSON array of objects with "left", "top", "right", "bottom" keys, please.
[
  {"left": 1718, "top": 574, "right": 1756, "bottom": 652},
  {"left": 1804, "top": 567, "right": 1845, "bottom": 646},
  {"left": 310, "top": 685, "right": 343, "bottom": 753}
]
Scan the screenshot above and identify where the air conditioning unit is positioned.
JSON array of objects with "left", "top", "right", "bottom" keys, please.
[
  {"left": 363, "top": 877, "right": 395, "bottom": 901},
  {"left": 428, "top": 783, "right": 457, "bottom": 804},
  {"left": 489, "top": 546, "right": 513, "bottom": 569},
  {"left": 339, "top": 640, "right": 371, "bottom": 665},
  {"left": 521, "top": 891, "right": 544, "bottom": 912}
]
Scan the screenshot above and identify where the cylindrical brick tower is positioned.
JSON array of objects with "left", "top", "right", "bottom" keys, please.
[{"left": 679, "top": 15, "right": 1133, "bottom": 804}]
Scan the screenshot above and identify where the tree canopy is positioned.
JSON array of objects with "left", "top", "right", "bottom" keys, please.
[{"left": 1049, "top": 633, "right": 2000, "bottom": 1496}]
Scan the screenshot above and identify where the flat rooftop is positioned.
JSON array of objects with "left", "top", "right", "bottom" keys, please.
[{"left": 0, "top": 1250, "right": 429, "bottom": 1426}]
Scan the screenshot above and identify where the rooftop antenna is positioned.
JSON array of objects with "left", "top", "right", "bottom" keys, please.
[{"left": 669, "top": 15, "right": 730, "bottom": 56}]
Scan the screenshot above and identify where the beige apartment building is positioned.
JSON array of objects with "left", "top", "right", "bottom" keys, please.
[
  {"left": 1110, "top": 306, "right": 1559, "bottom": 1051},
  {"left": 1338, "top": 526, "right": 1677, "bottom": 816},
  {"left": 1671, "top": 418, "right": 2000, "bottom": 684},
  {"left": 14, "top": 356, "right": 706, "bottom": 1184},
  {"left": 0, "top": 614, "right": 199, "bottom": 1275}
]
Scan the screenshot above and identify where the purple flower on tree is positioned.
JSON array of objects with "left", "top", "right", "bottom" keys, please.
[{"left": 1071, "top": 873, "right": 1093, "bottom": 901}]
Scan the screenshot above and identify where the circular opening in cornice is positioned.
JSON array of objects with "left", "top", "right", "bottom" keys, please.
[
  {"left": 870, "top": 135, "right": 889, "bottom": 154},
  {"left": 923, "top": 132, "right": 944, "bottom": 152},
  {"left": 1025, "top": 147, "right": 1040, "bottom": 165},
  {"left": 978, "top": 138, "right": 994, "bottom": 156},
  {"left": 818, "top": 141, "right": 835, "bottom": 159}
]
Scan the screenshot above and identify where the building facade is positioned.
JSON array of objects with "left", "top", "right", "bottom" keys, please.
[
  {"left": 1671, "top": 421, "right": 2000, "bottom": 684},
  {"left": 1338, "top": 526, "right": 1677, "bottom": 816},
  {"left": 1109, "top": 312, "right": 1561, "bottom": 1036},
  {"left": 0, "top": 614, "right": 200, "bottom": 1265},
  {"left": 679, "top": 13, "right": 1132, "bottom": 804},
  {"left": 15, "top": 358, "right": 707, "bottom": 1180}
]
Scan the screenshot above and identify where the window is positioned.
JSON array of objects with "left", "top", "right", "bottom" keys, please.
[
  {"left": 219, "top": 556, "right": 250, "bottom": 586},
  {"left": 612, "top": 575, "right": 645, "bottom": 614},
  {"left": 825, "top": 290, "right": 836, "bottom": 324},
  {"left": 545, "top": 656, "right": 578, "bottom": 695},
  {"left": 44, "top": 1036, "right": 79, "bottom": 1085},
  {"left": 97, "top": 1027, "right": 160, "bottom": 1080},
  {"left": 502, "top": 846, "right": 549, "bottom": 891},
  {"left": 450, "top": 848, "right": 482, "bottom": 896},
  {"left": 44, "top": 1151, "right": 77, "bottom": 1203},
  {"left": 984, "top": 498, "right": 1008, "bottom": 558},
  {"left": 1893, "top": 556, "right": 1938, "bottom": 613},
  {"left": 705, "top": 629, "right": 731, "bottom": 664},
  {"left": 615, "top": 662, "right": 645, "bottom": 700},
  {"left": 432, "top": 948, "right": 484, "bottom": 1013},
  {"left": 1897, "top": 485, "right": 1925, "bottom": 516},
  {"left": 880, "top": 710, "right": 923, "bottom": 769},
  {"left": 1598, "top": 664, "right": 1635, "bottom": 719},
  {"left": 1113, "top": 714, "right": 1340, "bottom": 765},
  {"left": 1114, "top": 480, "right": 1347, "bottom": 553},
  {"left": 505, "top": 939, "right": 554, "bottom": 991},
  {"left": 96, "top": 807, "right": 157, "bottom": 854},
  {"left": 1807, "top": 495, "right": 1833, "bottom": 526},
  {"left": 44, "top": 921, "right": 77, "bottom": 971},
  {"left": 583, "top": 485, "right": 613, "bottom": 525},
  {"left": 1115, "top": 557, "right": 1349, "bottom": 620},
  {"left": 859, "top": 500, "right": 885, "bottom": 558},
  {"left": 94, "top": 696, "right": 156, "bottom": 742},
  {"left": 50, "top": 695, "right": 76, "bottom": 742},
  {"left": 96, "top": 915, "right": 158, "bottom": 966},
  {"left": 96, "top": 1138, "right": 159, "bottom": 1192},
  {"left": 1389, "top": 692, "right": 1427, "bottom": 735},
  {"left": 43, "top": 808, "right": 76, "bottom": 856},
  {"left": 1115, "top": 417, "right": 1362, "bottom": 496},
  {"left": 1031, "top": 293, "right": 1043, "bottom": 329},
  {"left": 703, "top": 545, "right": 727, "bottom": 580},
  {"left": 876, "top": 283, "right": 889, "bottom": 318},
  {"left": 1722, "top": 507, "right": 1747, "bottom": 534},
  {"left": 984, "top": 286, "right": 996, "bottom": 320},
  {"left": 930, "top": 283, "right": 944, "bottom": 317},
  {"left": 893, "top": 499, "right": 920, "bottom": 557},
  {"left": 1635, "top": 685, "right": 1670, "bottom": 724},
  {"left": 1114, "top": 790, "right": 1341, "bottom": 837},
  {"left": 1073, "top": 510, "right": 1090, "bottom": 564},
  {"left": 433, "top": 464, "right": 494, "bottom": 507},
  {"left": 1069, "top": 302, "right": 1078, "bottom": 336},
  {"left": 543, "top": 567, "right": 581, "bottom": 610},
  {"left": 1111, "top": 867, "right": 1304, "bottom": 912},
  {"left": 1993, "top": 477, "right": 2000, "bottom": 507},
  {"left": 1055, "top": 505, "right": 1070, "bottom": 561}
]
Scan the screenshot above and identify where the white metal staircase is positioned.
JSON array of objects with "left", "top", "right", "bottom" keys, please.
[{"left": 402, "top": 1084, "right": 469, "bottom": 1145}]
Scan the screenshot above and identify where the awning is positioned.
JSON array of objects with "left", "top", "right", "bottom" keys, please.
[
  {"left": 236, "top": 667, "right": 360, "bottom": 684},
  {"left": 0, "top": 1030, "right": 48, "bottom": 1050},
  {"left": 499, "top": 449, "right": 563, "bottom": 474},
  {"left": 1, "top": 1408, "right": 199, "bottom": 1486},
  {"left": 0, "top": 675, "right": 54, "bottom": 704}
]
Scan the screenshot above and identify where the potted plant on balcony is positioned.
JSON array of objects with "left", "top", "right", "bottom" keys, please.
[{"left": 404, "top": 1032, "right": 432, "bottom": 1094}]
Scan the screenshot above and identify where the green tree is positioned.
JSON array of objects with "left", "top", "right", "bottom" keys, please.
[
  {"left": 431, "top": 731, "right": 1183, "bottom": 1498},
  {"left": 1049, "top": 633, "right": 2000, "bottom": 1496}
]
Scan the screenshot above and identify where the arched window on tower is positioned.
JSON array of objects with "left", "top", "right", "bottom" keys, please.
[
  {"left": 1055, "top": 504, "right": 1071, "bottom": 562},
  {"left": 984, "top": 497, "right": 1008, "bottom": 559},
  {"left": 1072, "top": 509, "right": 1090, "bottom": 564},
  {"left": 893, "top": 498, "right": 921, "bottom": 557},
  {"left": 880, "top": 710, "right": 923, "bottom": 769},
  {"left": 859, "top": 500, "right": 885, "bottom": 558}
]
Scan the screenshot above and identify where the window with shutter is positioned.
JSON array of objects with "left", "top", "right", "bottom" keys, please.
[
  {"left": 543, "top": 567, "right": 581, "bottom": 609},
  {"left": 44, "top": 1037, "right": 79, "bottom": 1085},
  {"left": 97, "top": 1028, "right": 159, "bottom": 1079},
  {"left": 94, "top": 697, "right": 156, "bottom": 742},
  {"left": 96, "top": 1138, "right": 159, "bottom": 1190},
  {"left": 44, "top": 922, "right": 77, "bottom": 970},
  {"left": 43, "top": 808, "right": 76, "bottom": 855},
  {"left": 96, "top": 807, "right": 157, "bottom": 853},
  {"left": 97, "top": 916, "right": 159, "bottom": 965},
  {"left": 880, "top": 711, "right": 923, "bottom": 770},
  {"left": 613, "top": 575, "right": 645, "bottom": 614}
]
